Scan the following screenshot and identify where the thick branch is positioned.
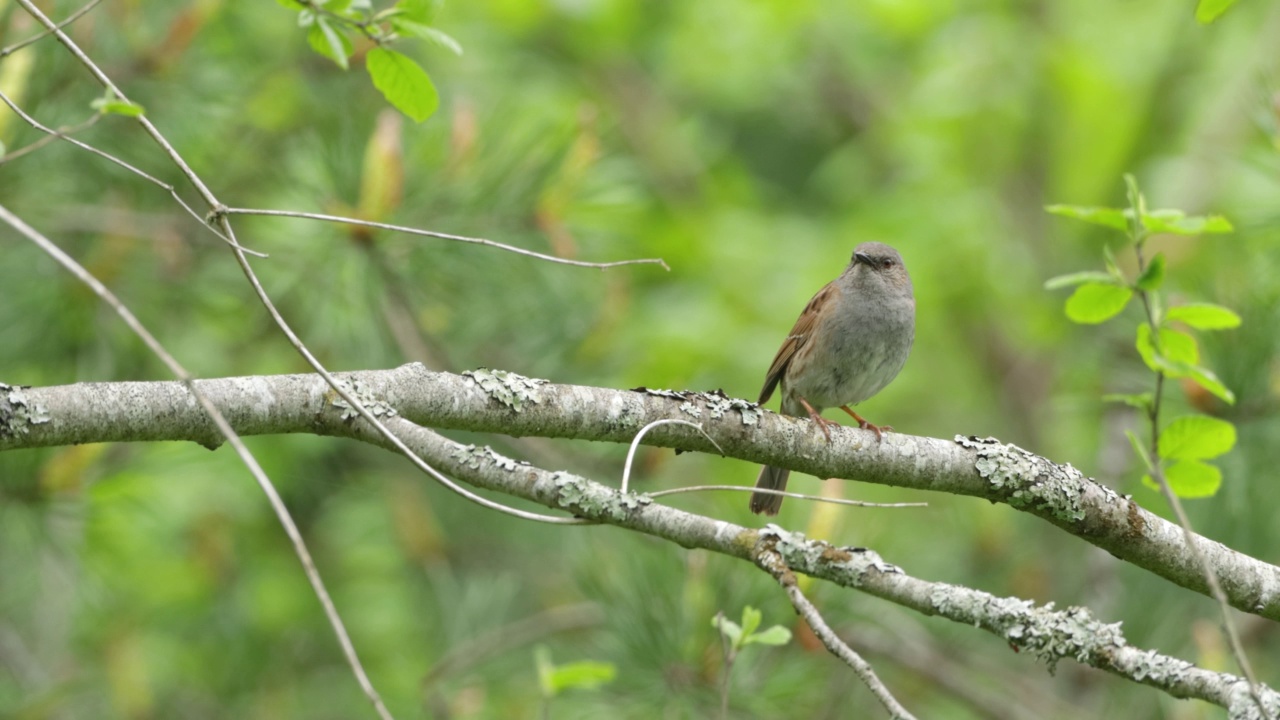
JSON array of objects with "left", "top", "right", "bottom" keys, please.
[
  {"left": 3, "top": 364, "right": 1279, "bottom": 621},
  {"left": 334, "top": 410, "right": 1277, "bottom": 718}
]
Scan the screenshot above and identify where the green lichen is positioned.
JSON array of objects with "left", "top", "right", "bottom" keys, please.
[
  {"left": 0, "top": 382, "right": 50, "bottom": 438},
  {"left": 762, "top": 525, "right": 900, "bottom": 587},
  {"left": 463, "top": 368, "right": 548, "bottom": 412},
  {"left": 329, "top": 378, "right": 398, "bottom": 422},
  {"left": 549, "top": 470, "right": 651, "bottom": 521},
  {"left": 956, "top": 435, "right": 1101, "bottom": 523}
]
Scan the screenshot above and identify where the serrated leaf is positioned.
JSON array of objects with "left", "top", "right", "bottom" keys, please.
[
  {"left": 1103, "top": 393, "right": 1153, "bottom": 411},
  {"left": 745, "top": 625, "right": 793, "bottom": 647},
  {"left": 1163, "top": 460, "right": 1222, "bottom": 498},
  {"left": 1166, "top": 303, "right": 1241, "bottom": 330},
  {"left": 547, "top": 660, "right": 617, "bottom": 694},
  {"left": 1126, "top": 430, "right": 1155, "bottom": 472},
  {"left": 1044, "top": 271, "right": 1117, "bottom": 290},
  {"left": 740, "top": 606, "right": 762, "bottom": 638},
  {"left": 1135, "top": 252, "right": 1164, "bottom": 291},
  {"left": 1141, "top": 210, "right": 1233, "bottom": 235},
  {"left": 307, "top": 17, "right": 352, "bottom": 69},
  {"left": 393, "top": 19, "right": 463, "bottom": 55},
  {"left": 366, "top": 47, "right": 438, "bottom": 122},
  {"left": 1045, "top": 204, "right": 1129, "bottom": 231},
  {"left": 1160, "top": 415, "right": 1236, "bottom": 461},
  {"left": 1135, "top": 325, "right": 1199, "bottom": 372},
  {"left": 1064, "top": 283, "right": 1132, "bottom": 324},
  {"left": 1197, "top": 0, "right": 1239, "bottom": 24}
]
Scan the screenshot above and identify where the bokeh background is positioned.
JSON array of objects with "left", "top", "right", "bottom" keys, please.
[{"left": 2, "top": 0, "right": 1279, "bottom": 717}]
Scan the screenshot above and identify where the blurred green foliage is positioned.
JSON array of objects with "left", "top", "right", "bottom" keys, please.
[{"left": 1, "top": 0, "right": 1279, "bottom": 718}]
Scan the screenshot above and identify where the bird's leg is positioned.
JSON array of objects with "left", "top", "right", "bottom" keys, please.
[
  {"left": 839, "top": 406, "right": 891, "bottom": 442},
  {"left": 797, "top": 396, "right": 840, "bottom": 442}
]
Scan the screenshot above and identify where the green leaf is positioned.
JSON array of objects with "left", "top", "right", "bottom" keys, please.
[
  {"left": 740, "top": 606, "right": 762, "bottom": 638},
  {"left": 744, "top": 625, "right": 792, "bottom": 647},
  {"left": 1103, "top": 393, "right": 1153, "bottom": 411},
  {"left": 1101, "top": 243, "right": 1124, "bottom": 280},
  {"left": 1134, "top": 252, "right": 1164, "bottom": 291},
  {"left": 1141, "top": 209, "right": 1233, "bottom": 235},
  {"left": 1160, "top": 415, "right": 1236, "bottom": 461},
  {"left": 1125, "top": 430, "right": 1155, "bottom": 472},
  {"left": 546, "top": 661, "right": 617, "bottom": 694},
  {"left": 1135, "top": 325, "right": 1199, "bottom": 372},
  {"left": 534, "top": 645, "right": 554, "bottom": 697},
  {"left": 1044, "top": 204, "right": 1129, "bottom": 231},
  {"left": 1064, "top": 283, "right": 1132, "bottom": 324},
  {"left": 307, "top": 17, "right": 352, "bottom": 69},
  {"left": 1196, "top": 0, "right": 1239, "bottom": 24},
  {"left": 1044, "top": 201, "right": 1232, "bottom": 237},
  {"left": 712, "top": 614, "right": 742, "bottom": 647},
  {"left": 92, "top": 98, "right": 146, "bottom": 117},
  {"left": 395, "top": 0, "right": 439, "bottom": 23},
  {"left": 365, "top": 47, "right": 439, "bottom": 122},
  {"left": 1162, "top": 460, "right": 1223, "bottom": 498},
  {"left": 1165, "top": 303, "right": 1241, "bottom": 330},
  {"left": 1180, "top": 364, "right": 1236, "bottom": 405},
  {"left": 1043, "top": 271, "right": 1117, "bottom": 290},
  {"left": 393, "top": 19, "right": 463, "bottom": 55}
]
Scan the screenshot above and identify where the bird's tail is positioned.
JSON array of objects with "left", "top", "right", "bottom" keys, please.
[{"left": 750, "top": 465, "right": 791, "bottom": 515}]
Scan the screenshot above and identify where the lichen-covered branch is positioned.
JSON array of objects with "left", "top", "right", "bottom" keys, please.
[
  {"left": 756, "top": 545, "right": 918, "bottom": 720},
  {"left": 3, "top": 363, "right": 1279, "bottom": 622},
  {"left": 330, "top": 409, "right": 1279, "bottom": 718}
]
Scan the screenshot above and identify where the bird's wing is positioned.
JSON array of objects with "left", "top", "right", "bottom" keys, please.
[{"left": 758, "top": 282, "right": 835, "bottom": 405}]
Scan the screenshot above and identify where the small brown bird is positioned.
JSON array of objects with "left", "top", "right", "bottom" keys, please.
[{"left": 750, "top": 242, "right": 915, "bottom": 515}]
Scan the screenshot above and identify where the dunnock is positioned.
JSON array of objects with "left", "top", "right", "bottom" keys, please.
[{"left": 750, "top": 242, "right": 915, "bottom": 515}]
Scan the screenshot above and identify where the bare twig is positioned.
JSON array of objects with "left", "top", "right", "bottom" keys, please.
[
  {"left": 0, "top": 113, "right": 100, "bottom": 164},
  {"left": 758, "top": 543, "right": 916, "bottom": 719},
  {"left": 1130, "top": 223, "right": 1271, "bottom": 719},
  {"left": 0, "top": 0, "right": 103, "bottom": 58},
  {"left": 648, "top": 484, "right": 927, "bottom": 509},
  {"left": 14, "top": 0, "right": 591, "bottom": 534},
  {"left": 621, "top": 418, "right": 721, "bottom": 493},
  {"left": 0, "top": 205, "right": 395, "bottom": 720},
  {"left": 218, "top": 206, "right": 671, "bottom": 271},
  {"left": 0, "top": 89, "right": 266, "bottom": 258}
]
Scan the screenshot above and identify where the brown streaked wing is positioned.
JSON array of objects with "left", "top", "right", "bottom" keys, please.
[{"left": 757, "top": 281, "right": 837, "bottom": 404}]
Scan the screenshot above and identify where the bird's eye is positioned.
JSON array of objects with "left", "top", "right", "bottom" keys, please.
[{"left": 881, "top": 259, "right": 894, "bottom": 268}]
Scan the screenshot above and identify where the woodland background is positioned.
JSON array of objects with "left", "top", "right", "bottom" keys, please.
[{"left": 2, "top": 0, "right": 1280, "bottom": 718}]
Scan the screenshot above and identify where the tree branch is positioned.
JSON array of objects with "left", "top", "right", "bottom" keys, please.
[
  {"left": 331, "top": 409, "right": 1277, "bottom": 717},
  {"left": 3, "top": 364, "right": 1279, "bottom": 623}
]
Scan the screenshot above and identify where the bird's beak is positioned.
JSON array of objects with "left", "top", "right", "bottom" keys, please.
[{"left": 854, "top": 252, "right": 873, "bottom": 266}]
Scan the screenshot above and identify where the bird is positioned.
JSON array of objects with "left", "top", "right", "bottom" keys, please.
[{"left": 749, "top": 242, "right": 915, "bottom": 515}]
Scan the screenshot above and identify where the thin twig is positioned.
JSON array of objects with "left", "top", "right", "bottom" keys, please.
[
  {"left": 0, "top": 0, "right": 103, "bottom": 58},
  {"left": 621, "top": 419, "right": 721, "bottom": 493},
  {"left": 756, "top": 546, "right": 917, "bottom": 720},
  {"left": 219, "top": 206, "right": 671, "bottom": 271},
  {"left": 0, "top": 89, "right": 266, "bottom": 258},
  {"left": 0, "top": 113, "right": 100, "bottom": 164},
  {"left": 0, "top": 205, "right": 396, "bottom": 720},
  {"left": 15, "top": 0, "right": 591, "bottom": 531},
  {"left": 1131, "top": 224, "right": 1271, "bottom": 720},
  {"left": 649, "top": 484, "right": 927, "bottom": 509}
]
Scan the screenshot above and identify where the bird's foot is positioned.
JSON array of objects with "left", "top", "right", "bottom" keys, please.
[
  {"left": 839, "top": 406, "right": 891, "bottom": 443},
  {"left": 798, "top": 396, "right": 840, "bottom": 442}
]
